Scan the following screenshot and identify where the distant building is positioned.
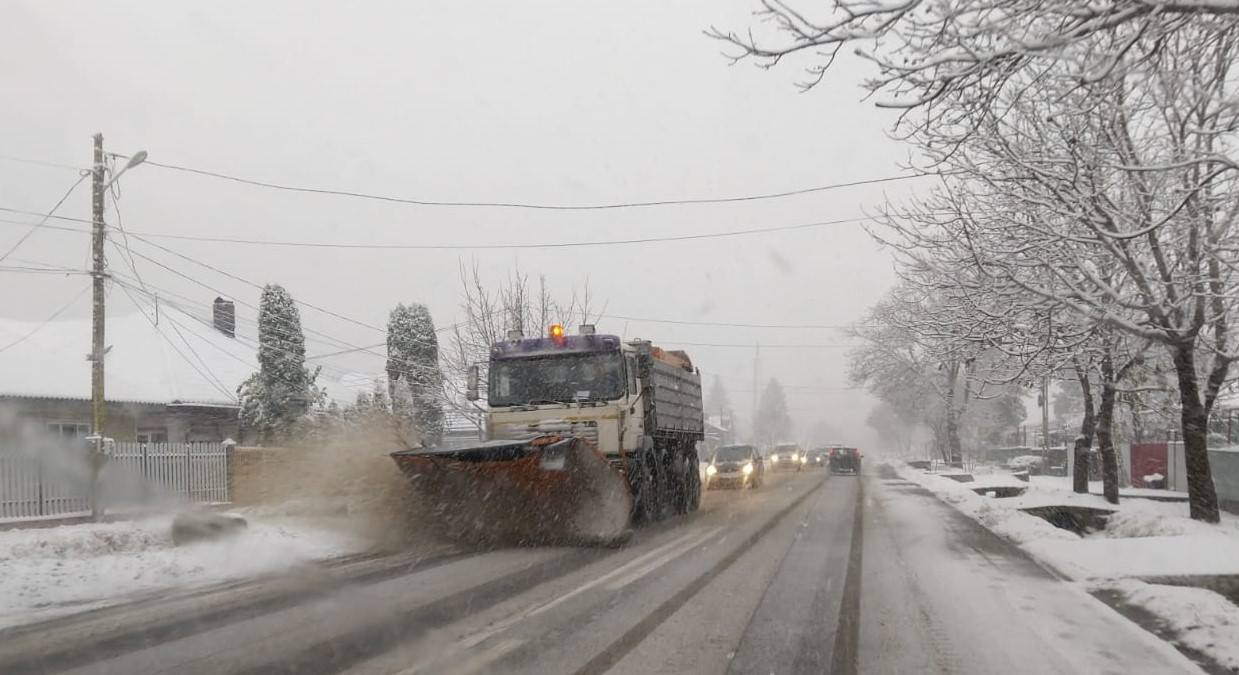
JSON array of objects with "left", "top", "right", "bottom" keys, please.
[{"left": 704, "top": 414, "right": 735, "bottom": 450}]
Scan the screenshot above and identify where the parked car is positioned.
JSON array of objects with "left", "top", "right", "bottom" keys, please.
[
  {"left": 805, "top": 448, "right": 828, "bottom": 468},
  {"left": 769, "top": 443, "right": 805, "bottom": 472},
  {"left": 829, "top": 447, "right": 862, "bottom": 475},
  {"left": 705, "top": 444, "right": 765, "bottom": 489}
]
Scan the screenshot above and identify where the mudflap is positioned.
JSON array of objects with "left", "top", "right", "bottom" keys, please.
[{"left": 390, "top": 435, "right": 633, "bottom": 546}]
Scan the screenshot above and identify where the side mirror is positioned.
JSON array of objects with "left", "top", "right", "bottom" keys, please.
[{"left": 466, "top": 365, "right": 480, "bottom": 402}]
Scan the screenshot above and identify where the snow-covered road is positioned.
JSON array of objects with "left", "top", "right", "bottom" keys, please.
[{"left": 0, "top": 469, "right": 1209, "bottom": 674}]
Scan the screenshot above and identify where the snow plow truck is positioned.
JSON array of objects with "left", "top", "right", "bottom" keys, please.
[{"left": 391, "top": 324, "right": 704, "bottom": 545}]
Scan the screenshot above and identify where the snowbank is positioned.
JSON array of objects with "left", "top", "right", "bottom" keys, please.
[
  {"left": 897, "top": 462, "right": 1239, "bottom": 670},
  {"left": 1096, "top": 579, "right": 1239, "bottom": 672},
  {"left": 0, "top": 512, "right": 365, "bottom": 630}
]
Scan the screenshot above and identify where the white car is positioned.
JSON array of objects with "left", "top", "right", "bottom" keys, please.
[{"left": 769, "top": 443, "right": 806, "bottom": 471}]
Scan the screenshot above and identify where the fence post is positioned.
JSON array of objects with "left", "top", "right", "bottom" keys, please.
[
  {"left": 185, "top": 444, "right": 192, "bottom": 498},
  {"left": 223, "top": 439, "right": 236, "bottom": 504},
  {"left": 36, "top": 459, "right": 45, "bottom": 517}
]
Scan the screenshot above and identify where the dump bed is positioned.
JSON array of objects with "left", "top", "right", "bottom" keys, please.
[{"left": 650, "top": 357, "right": 704, "bottom": 436}]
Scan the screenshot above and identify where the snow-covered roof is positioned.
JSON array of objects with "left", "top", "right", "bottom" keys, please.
[
  {"left": 0, "top": 305, "right": 371, "bottom": 408},
  {"left": 0, "top": 305, "right": 255, "bottom": 406}
]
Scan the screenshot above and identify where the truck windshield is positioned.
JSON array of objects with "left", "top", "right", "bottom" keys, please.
[
  {"left": 489, "top": 352, "right": 625, "bottom": 406},
  {"left": 714, "top": 446, "right": 753, "bottom": 462}
]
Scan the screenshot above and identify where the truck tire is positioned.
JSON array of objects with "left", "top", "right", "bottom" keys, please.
[
  {"left": 630, "top": 452, "right": 658, "bottom": 525},
  {"left": 672, "top": 448, "right": 700, "bottom": 514},
  {"left": 686, "top": 453, "right": 702, "bottom": 511},
  {"left": 653, "top": 451, "right": 672, "bottom": 521}
]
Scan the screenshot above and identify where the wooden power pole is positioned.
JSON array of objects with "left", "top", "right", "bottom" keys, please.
[{"left": 89, "top": 133, "right": 107, "bottom": 519}]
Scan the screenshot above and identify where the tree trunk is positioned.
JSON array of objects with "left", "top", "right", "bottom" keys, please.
[
  {"left": 1074, "top": 362, "right": 1096, "bottom": 494},
  {"left": 944, "top": 361, "right": 963, "bottom": 466},
  {"left": 1170, "top": 344, "right": 1220, "bottom": 523},
  {"left": 1097, "top": 355, "right": 1120, "bottom": 505}
]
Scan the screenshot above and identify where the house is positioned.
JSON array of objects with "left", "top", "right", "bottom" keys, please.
[
  {"left": 0, "top": 297, "right": 372, "bottom": 445},
  {"left": 0, "top": 297, "right": 256, "bottom": 444}
]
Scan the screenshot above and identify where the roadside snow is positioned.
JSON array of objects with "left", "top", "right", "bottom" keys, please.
[
  {"left": 1027, "top": 536, "right": 1239, "bottom": 579},
  {"left": 899, "top": 464, "right": 1239, "bottom": 574},
  {"left": 897, "top": 462, "right": 1239, "bottom": 671},
  {"left": 0, "top": 512, "right": 365, "bottom": 630},
  {"left": 1096, "top": 579, "right": 1239, "bottom": 672}
]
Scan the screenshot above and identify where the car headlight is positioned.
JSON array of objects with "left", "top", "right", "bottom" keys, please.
[
  {"left": 799, "top": 455, "right": 806, "bottom": 463},
  {"left": 771, "top": 455, "right": 779, "bottom": 462},
  {"left": 706, "top": 465, "right": 717, "bottom": 476},
  {"left": 742, "top": 462, "right": 753, "bottom": 475}
]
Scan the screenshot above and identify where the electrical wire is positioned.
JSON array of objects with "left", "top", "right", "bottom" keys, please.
[
  {"left": 0, "top": 265, "right": 90, "bottom": 275},
  {"left": 0, "top": 283, "right": 91, "bottom": 353},
  {"left": 116, "top": 284, "right": 238, "bottom": 402},
  {"left": 0, "top": 154, "right": 86, "bottom": 171},
  {"left": 141, "top": 159, "right": 932, "bottom": 211},
  {"left": 0, "top": 172, "right": 89, "bottom": 264},
  {"left": 659, "top": 340, "right": 856, "bottom": 349},
  {"left": 107, "top": 189, "right": 146, "bottom": 290},
  {"left": 0, "top": 209, "right": 885, "bottom": 249},
  {"left": 600, "top": 313, "right": 855, "bottom": 330}
]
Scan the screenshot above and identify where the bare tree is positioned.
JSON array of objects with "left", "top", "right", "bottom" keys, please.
[
  {"left": 708, "top": 2, "right": 1239, "bottom": 154},
  {"left": 443, "top": 261, "right": 601, "bottom": 407},
  {"left": 873, "top": 30, "right": 1239, "bottom": 519}
]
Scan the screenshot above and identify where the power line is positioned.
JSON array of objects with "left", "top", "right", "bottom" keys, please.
[
  {"left": 0, "top": 154, "right": 86, "bottom": 172},
  {"left": 601, "top": 313, "right": 854, "bottom": 330},
  {"left": 124, "top": 232, "right": 386, "bottom": 332},
  {"left": 142, "top": 159, "right": 932, "bottom": 210},
  {"left": 0, "top": 283, "right": 91, "bottom": 352},
  {"left": 0, "top": 265, "right": 90, "bottom": 275},
  {"left": 116, "top": 284, "right": 238, "bottom": 402},
  {"left": 107, "top": 188, "right": 146, "bottom": 290},
  {"left": 660, "top": 340, "right": 857, "bottom": 349},
  {"left": 0, "top": 172, "right": 89, "bottom": 264},
  {"left": 0, "top": 208, "right": 884, "bottom": 249}
]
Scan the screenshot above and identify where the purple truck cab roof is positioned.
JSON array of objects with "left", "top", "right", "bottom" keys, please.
[{"left": 491, "top": 334, "right": 623, "bottom": 359}]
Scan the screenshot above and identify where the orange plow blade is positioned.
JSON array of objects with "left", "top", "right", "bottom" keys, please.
[{"left": 390, "top": 436, "right": 633, "bottom": 546}]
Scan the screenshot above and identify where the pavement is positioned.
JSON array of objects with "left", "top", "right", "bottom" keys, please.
[{"left": 0, "top": 466, "right": 1203, "bottom": 674}]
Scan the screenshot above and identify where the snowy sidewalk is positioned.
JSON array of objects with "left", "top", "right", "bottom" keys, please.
[
  {"left": 896, "top": 463, "right": 1239, "bottom": 672},
  {"left": 0, "top": 510, "right": 366, "bottom": 630}
]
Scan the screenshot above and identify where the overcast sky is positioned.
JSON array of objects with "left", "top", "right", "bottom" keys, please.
[{"left": 0, "top": 1, "right": 929, "bottom": 446}]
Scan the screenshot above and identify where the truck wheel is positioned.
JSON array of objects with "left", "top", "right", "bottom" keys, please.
[
  {"left": 653, "top": 453, "right": 672, "bottom": 521},
  {"left": 686, "top": 455, "right": 702, "bottom": 512},
  {"left": 630, "top": 453, "right": 658, "bottom": 525},
  {"left": 674, "top": 450, "right": 701, "bottom": 514}
]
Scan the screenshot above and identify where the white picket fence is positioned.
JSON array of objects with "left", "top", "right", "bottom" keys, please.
[{"left": 0, "top": 442, "right": 229, "bottom": 521}]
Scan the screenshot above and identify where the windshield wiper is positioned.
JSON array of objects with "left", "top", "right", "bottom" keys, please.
[{"left": 520, "top": 399, "right": 571, "bottom": 408}]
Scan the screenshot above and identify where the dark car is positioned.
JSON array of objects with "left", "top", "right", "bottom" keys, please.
[
  {"left": 805, "top": 448, "right": 828, "bottom": 468},
  {"left": 829, "top": 447, "right": 862, "bottom": 475},
  {"left": 769, "top": 443, "right": 805, "bottom": 472},
  {"left": 706, "top": 444, "right": 765, "bottom": 489}
]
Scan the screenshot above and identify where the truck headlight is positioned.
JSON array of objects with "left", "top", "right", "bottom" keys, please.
[
  {"left": 706, "top": 465, "right": 717, "bottom": 476},
  {"left": 742, "top": 462, "right": 753, "bottom": 475}
]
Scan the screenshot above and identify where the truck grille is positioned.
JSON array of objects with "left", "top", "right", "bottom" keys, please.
[{"left": 493, "top": 420, "right": 600, "bottom": 446}]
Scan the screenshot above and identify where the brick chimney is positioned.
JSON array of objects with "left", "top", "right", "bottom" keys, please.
[{"left": 213, "top": 297, "right": 236, "bottom": 338}]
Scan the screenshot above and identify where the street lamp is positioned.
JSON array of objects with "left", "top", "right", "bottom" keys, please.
[{"left": 104, "top": 150, "right": 147, "bottom": 189}]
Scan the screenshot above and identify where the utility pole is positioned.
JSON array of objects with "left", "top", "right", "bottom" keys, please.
[
  {"left": 89, "top": 133, "right": 107, "bottom": 520},
  {"left": 751, "top": 342, "right": 759, "bottom": 444}
]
